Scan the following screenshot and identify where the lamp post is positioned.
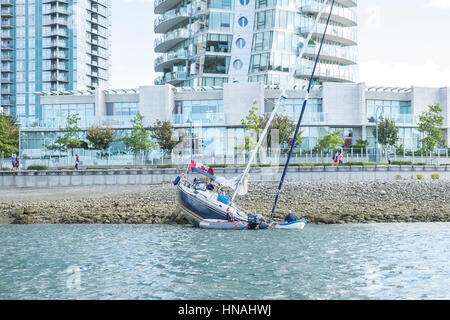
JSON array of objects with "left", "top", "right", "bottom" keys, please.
[
  {"left": 375, "top": 106, "right": 384, "bottom": 165},
  {"left": 188, "top": 116, "right": 193, "bottom": 161},
  {"left": 16, "top": 120, "right": 22, "bottom": 170}
]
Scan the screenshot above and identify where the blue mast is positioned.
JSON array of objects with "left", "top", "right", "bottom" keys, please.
[{"left": 269, "top": 0, "right": 336, "bottom": 224}]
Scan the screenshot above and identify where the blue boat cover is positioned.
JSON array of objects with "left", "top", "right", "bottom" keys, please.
[
  {"left": 217, "top": 194, "right": 231, "bottom": 205},
  {"left": 191, "top": 167, "right": 216, "bottom": 180}
]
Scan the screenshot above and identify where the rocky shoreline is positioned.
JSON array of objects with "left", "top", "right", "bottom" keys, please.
[{"left": 1, "top": 181, "right": 449, "bottom": 225}]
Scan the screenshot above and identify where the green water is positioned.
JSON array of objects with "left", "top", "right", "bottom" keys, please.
[{"left": 0, "top": 223, "right": 448, "bottom": 299}]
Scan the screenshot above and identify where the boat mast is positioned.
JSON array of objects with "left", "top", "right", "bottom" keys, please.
[
  {"left": 231, "top": 0, "right": 329, "bottom": 204},
  {"left": 269, "top": 0, "right": 336, "bottom": 223}
]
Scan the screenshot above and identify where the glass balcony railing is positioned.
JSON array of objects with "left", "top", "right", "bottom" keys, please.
[
  {"left": 154, "top": 6, "right": 189, "bottom": 33},
  {"left": 300, "top": 20, "right": 357, "bottom": 45},
  {"left": 154, "top": 50, "right": 188, "bottom": 71},
  {"left": 304, "top": 43, "right": 358, "bottom": 65},
  {"left": 172, "top": 112, "right": 226, "bottom": 125},
  {"left": 101, "top": 115, "right": 136, "bottom": 127},
  {"left": 154, "top": 28, "right": 189, "bottom": 52},
  {"left": 295, "top": 60, "right": 356, "bottom": 82},
  {"left": 367, "top": 114, "right": 414, "bottom": 125},
  {"left": 281, "top": 111, "right": 328, "bottom": 124},
  {"left": 300, "top": 1, "right": 357, "bottom": 26},
  {"left": 154, "top": 0, "right": 184, "bottom": 14},
  {"left": 0, "top": 0, "right": 14, "bottom": 6}
]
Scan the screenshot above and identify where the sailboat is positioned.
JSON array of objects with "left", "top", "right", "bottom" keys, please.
[{"left": 172, "top": 0, "right": 335, "bottom": 230}]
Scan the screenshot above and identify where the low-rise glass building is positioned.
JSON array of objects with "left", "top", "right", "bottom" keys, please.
[{"left": 20, "top": 82, "right": 450, "bottom": 162}]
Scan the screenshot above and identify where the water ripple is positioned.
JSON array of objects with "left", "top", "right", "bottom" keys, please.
[{"left": 0, "top": 223, "right": 449, "bottom": 299}]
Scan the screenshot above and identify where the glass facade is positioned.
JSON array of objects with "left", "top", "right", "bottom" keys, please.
[
  {"left": 173, "top": 99, "right": 225, "bottom": 124},
  {"left": 274, "top": 98, "right": 326, "bottom": 124},
  {"left": 41, "top": 103, "right": 95, "bottom": 128},
  {"left": 103, "top": 102, "right": 139, "bottom": 127},
  {"left": 366, "top": 100, "right": 413, "bottom": 125}
]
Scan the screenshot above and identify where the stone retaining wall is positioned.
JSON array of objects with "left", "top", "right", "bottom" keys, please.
[{"left": 0, "top": 165, "right": 449, "bottom": 188}]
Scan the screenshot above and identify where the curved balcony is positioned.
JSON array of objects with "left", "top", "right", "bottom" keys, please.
[
  {"left": 154, "top": 6, "right": 189, "bottom": 34},
  {"left": 155, "top": 70, "right": 187, "bottom": 85},
  {"left": 303, "top": 44, "right": 357, "bottom": 65},
  {"left": 154, "top": 0, "right": 183, "bottom": 15},
  {"left": 294, "top": 61, "right": 356, "bottom": 83},
  {"left": 154, "top": 27, "right": 189, "bottom": 53},
  {"left": 335, "top": 0, "right": 357, "bottom": 7},
  {"left": 0, "top": 0, "right": 14, "bottom": 6},
  {"left": 300, "top": 2, "right": 357, "bottom": 27},
  {"left": 1, "top": 7, "right": 12, "bottom": 16},
  {"left": 300, "top": 22, "right": 357, "bottom": 46},
  {"left": 154, "top": 50, "right": 188, "bottom": 72}
]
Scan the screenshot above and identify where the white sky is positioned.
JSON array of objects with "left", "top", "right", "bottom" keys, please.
[{"left": 109, "top": 0, "right": 450, "bottom": 89}]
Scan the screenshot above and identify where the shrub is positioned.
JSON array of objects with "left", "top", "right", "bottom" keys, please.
[
  {"left": 344, "top": 161, "right": 364, "bottom": 166},
  {"left": 156, "top": 164, "right": 176, "bottom": 169},
  {"left": 431, "top": 174, "right": 440, "bottom": 180},
  {"left": 26, "top": 165, "right": 49, "bottom": 170},
  {"left": 416, "top": 174, "right": 424, "bottom": 180},
  {"left": 391, "top": 161, "right": 413, "bottom": 165}
]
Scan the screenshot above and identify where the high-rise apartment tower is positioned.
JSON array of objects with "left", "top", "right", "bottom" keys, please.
[
  {"left": 154, "top": 0, "right": 358, "bottom": 87},
  {"left": 0, "top": 0, "right": 111, "bottom": 125}
]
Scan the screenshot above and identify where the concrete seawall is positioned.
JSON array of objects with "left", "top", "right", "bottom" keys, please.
[{"left": 0, "top": 165, "right": 449, "bottom": 188}]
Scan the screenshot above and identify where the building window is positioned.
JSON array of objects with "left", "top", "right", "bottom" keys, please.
[
  {"left": 235, "top": 38, "right": 246, "bottom": 48},
  {"left": 238, "top": 16, "right": 248, "bottom": 27},
  {"left": 233, "top": 59, "right": 243, "bottom": 70}
]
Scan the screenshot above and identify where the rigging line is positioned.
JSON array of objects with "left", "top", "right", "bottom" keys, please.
[
  {"left": 269, "top": 0, "right": 336, "bottom": 224},
  {"left": 230, "top": 0, "right": 329, "bottom": 204}
]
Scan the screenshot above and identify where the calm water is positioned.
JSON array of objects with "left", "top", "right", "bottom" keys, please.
[{"left": 0, "top": 223, "right": 449, "bottom": 300}]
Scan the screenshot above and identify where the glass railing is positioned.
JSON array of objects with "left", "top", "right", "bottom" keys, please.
[
  {"left": 281, "top": 111, "right": 328, "bottom": 124},
  {"left": 172, "top": 112, "right": 226, "bottom": 125},
  {"left": 304, "top": 43, "right": 358, "bottom": 64},
  {"left": 367, "top": 114, "right": 414, "bottom": 125},
  {"left": 300, "top": 19, "right": 357, "bottom": 44},
  {"left": 154, "top": 6, "right": 188, "bottom": 31},
  {"left": 1, "top": 8, "right": 12, "bottom": 15},
  {"left": 165, "top": 70, "right": 187, "bottom": 82},
  {"left": 154, "top": 0, "right": 184, "bottom": 12},
  {"left": 101, "top": 115, "right": 135, "bottom": 127},
  {"left": 154, "top": 50, "right": 188, "bottom": 68},
  {"left": 300, "top": 1, "right": 357, "bottom": 25},
  {"left": 43, "top": 17, "right": 68, "bottom": 25},
  {"left": 295, "top": 60, "right": 356, "bottom": 82},
  {"left": 154, "top": 28, "right": 189, "bottom": 49}
]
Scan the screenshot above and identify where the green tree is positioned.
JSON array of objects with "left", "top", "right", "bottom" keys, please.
[
  {"left": 86, "top": 125, "right": 115, "bottom": 158},
  {"left": 240, "top": 103, "right": 303, "bottom": 154},
  {"left": 417, "top": 103, "right": 445, "bottom": 153},
  {"left": 150, "top": 119, "right": 180, "bottom": 158},
  {"left": 0, "top": 113, "right": 18, "bottom": 157},
  {"left": 370, "top": 118, "right": 399, "bottom": 148},
  {"left": 45, "top": 113, "right": 83, "bottom": 156},
  {"left": 314, "top": 130, "right": 344, "bottom": 162},
  {"left": 121, "top": 113, "right": 157, "bottom": 164}
]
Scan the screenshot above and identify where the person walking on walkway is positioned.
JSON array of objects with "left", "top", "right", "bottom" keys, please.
[
  {"left": 75, "top": 154, "right": 80, "bottom": 170},
  {"left": 338, "top": 151, "right": 344, "bottom": 166},
  {"left": 11, "top": 154, "right": 17, "bottom": 170},
  {"left": 333, "top": 151, "right": 339, "bottom": 166},
  {"left": 386, "top": 150, "right": 391, "bottom": 165},
  {"left": 14, "top": 156, "right": 19, "bottom": 170}
]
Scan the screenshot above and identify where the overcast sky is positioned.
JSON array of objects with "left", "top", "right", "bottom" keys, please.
[{"left": 109, "top": 0, "right": 450, "bottom": 89}]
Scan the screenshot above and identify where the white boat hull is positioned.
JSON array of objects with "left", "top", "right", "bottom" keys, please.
[{"left": 272, "top": 220, "right": 306, "bottom": 230}]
